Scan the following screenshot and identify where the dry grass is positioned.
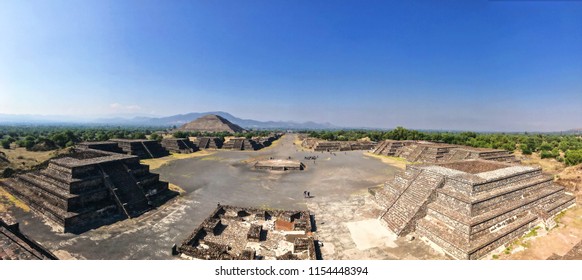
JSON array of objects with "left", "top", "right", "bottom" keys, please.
[
  {"left": 555, "top": 163, "right": 582, "bottom": 200},
  {"left": 363, "top": 152, "right": 407, "bottom": 170},
  {"left": 0, "top": 185, "right": 30, "bottom": 212},
  {"left": 518, "top": 151, "right": 566, "bottom": 175},
  {"left": 141, "top": 150, "right": 216, "bottom": 170},
  {"left": 168, "top": 183, "right": 186, "bottom": 195},
  {"left": 0, "top": 147, "right": 62, "bottom": 170}
]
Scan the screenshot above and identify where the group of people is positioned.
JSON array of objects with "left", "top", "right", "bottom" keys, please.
[
  {"left": 303, "top": 190, "right": 311, "bottom": 198},
  {"left": 304, "top": 156, "right": 318, "bottom": 160}
]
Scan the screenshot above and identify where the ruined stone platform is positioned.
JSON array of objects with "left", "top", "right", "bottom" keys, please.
[
  {"left": 1, "top": 214, "right": 57, "bottom": 260},
  {"left": 178, "top": 205, "right": 316, "bottom": 260},
  {"left": 372, "top": 140, "right": 518, "bottom": 163},
  {"left": 254, "top": 159, "right": 305, "bottom": 171},
  {"left": 110, "top": 139, "right": 170, "bottom": 159},
  {"left": 303, "top": 139, "right": 376, "bottom": 152},
  {"left": 222, "top": 137, "right": 260, "bottom": 151},
  {"left": 161, "top": 138, "right": 198, "bottom": 154},
  {"left": 373, "top": 159, "right": 575, "bottom": 259},
  {"left": 0, "top": 149, "right": 175, "bottom": 233},
  {"left": 77, "top": 141, "right": 124, "bottom": 154},
  {"left": 192, "top": 137, "right": 223, "bottom": 149}
]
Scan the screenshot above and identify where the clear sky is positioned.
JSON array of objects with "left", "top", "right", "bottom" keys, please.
[{"left": 1, "top": 0, "right": 581, "bottom": 131}]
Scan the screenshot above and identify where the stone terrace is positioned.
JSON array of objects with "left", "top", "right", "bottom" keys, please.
[
  {"left": 373, "top": 159, "right": 576, "bottom": 259},
  {"left": 178, "top": 205, "right": 316, "bottom": 260},
  {"left": 0, "top": 149, "right": 175, "bottom": 233}
]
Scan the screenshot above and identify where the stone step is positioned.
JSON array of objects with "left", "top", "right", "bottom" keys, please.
[
  {"left": 18, "top": 173, "right": 74, "bottom": 200},
  {"left": 0, "top": 179, "right": 72, "bottom": 223},
  {"left": 544, "top": 194, "right": 576, "bottom": 216},
  {"left": 437, "top": 175, "right": 552, "bottom": 204},
  {"left": 429, "top": 184, "right": 565, "bottom": 228}
]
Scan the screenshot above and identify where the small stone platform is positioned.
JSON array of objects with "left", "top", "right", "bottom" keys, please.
[{"left": 254, "top": 159, "right": 305, "bottom": 171}]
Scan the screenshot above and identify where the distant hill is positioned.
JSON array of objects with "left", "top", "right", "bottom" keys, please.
[
  {"left": 178, "top": 114, "right": 244, "bottom": 133},
  {"left": 94, "top": 111, "right": 338, "bottom": 129},
  {"left": 564, "top": 128, "right": 582, "bottom": 135}
]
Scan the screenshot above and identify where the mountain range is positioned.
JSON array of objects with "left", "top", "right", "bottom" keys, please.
[{"left": 0, "top": 112, "right": 338, "bottom": 130}]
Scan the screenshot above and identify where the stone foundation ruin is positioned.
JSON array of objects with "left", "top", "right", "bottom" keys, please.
[
  {"left": 254, "top": 159, "right": 305, "bottom": 171},
  {"left": 1, "top": 214, "right": 58, "bottom": 260},
  {"left": 372, "top": 140, "right": 518, "bottom": 163},
  {"left": 161, "top": 138, "right": 198, "bottom": 154},
  {"left": 0, "top": 149, "right": 175, "bottom": 233},
  {"left": 178, "top": 205, "right": 316, "bottom": 260},
  {"left": 372, "top": 159, "right": 575, "bottom": 259}
]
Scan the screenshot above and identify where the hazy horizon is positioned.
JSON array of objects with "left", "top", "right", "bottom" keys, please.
[{"left": 1, "top": 1, "right": 581, "bottom": 132}]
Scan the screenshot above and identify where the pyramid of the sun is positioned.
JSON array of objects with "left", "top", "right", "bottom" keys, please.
[
  {"left": 179, "top": 114, "right": 244, "bottom": 133},
  {"left": 374, "top": 159, "right": 575, "bottom": 259}
]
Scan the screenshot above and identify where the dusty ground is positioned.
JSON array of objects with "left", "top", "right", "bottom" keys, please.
[
  {"left": 308, "top": 191, "right": 446, "bottom": 260},
  {"left": 2, "top": 134, "right": 443, "bottom": 260}
]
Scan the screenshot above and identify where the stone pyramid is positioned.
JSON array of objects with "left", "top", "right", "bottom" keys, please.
[{"left": 179, "top": 114, "right": 244, "bottom": 133}]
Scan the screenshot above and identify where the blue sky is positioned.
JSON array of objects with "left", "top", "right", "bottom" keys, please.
[{"left": 1, "top": 0, "right": 581, "bottom": 131}]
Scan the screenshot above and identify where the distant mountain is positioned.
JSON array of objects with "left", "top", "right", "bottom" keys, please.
[
  {"left": 94, "top": 111, "right": 339, "bottom": 129},
  {"left": 564, "top": 128, "right": 582, "bottom": 135},
  {"left": 179, "top": 114, "right": 245, "bottom": 133}
]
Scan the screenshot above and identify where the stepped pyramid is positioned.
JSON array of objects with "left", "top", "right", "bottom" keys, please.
[
  {"left": 0, "top": 149, "right": 175, "bottom": 233},
  {"left": 374, "top": 159, "right": 575, "bottom": 259},
  {"left": 179, "top": 114, "right": 244, "bottom": 133}
]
